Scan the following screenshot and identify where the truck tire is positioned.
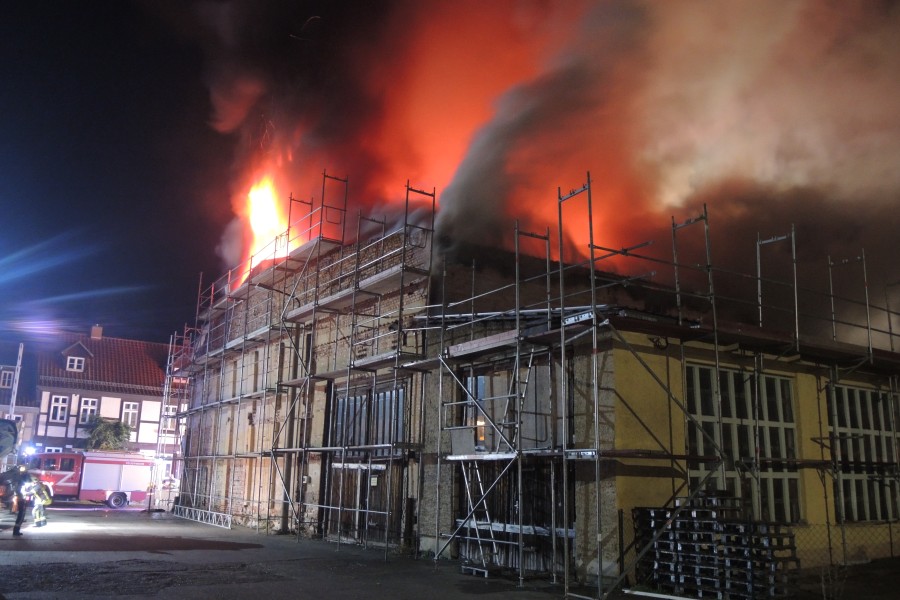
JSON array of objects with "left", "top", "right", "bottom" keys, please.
[{"left": 107, "top": 492, "right": 128, "bottom": 509}]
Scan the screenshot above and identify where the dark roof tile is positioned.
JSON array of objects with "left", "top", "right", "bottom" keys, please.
[{"left": 38, "top": 334, "right": 167, "bottom": 391}]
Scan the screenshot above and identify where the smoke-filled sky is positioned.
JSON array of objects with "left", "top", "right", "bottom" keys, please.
[{"left": 2, "top": 0, "right": 900, "bottom": 344}]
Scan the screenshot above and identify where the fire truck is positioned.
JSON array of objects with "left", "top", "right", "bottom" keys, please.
[{"left": 26, "top": 450, "right": 154, "bottom": 508}]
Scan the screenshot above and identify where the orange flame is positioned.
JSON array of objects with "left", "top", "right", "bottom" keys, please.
[
  {"left": 233, "top": 175, "right": 297, "bottom": 287},
  {"left": 247, "top": 177, "right": 286, "bottom": 256}
]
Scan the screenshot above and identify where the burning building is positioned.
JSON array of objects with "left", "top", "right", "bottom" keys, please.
[
  {"left": 159, "top": 2, "right": 900, "bottom": 597},
  {"left": 165, "top": 171, "right": 900, "bottom": 598}
]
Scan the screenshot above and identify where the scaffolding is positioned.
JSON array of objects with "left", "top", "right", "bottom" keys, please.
[
  {"left": 156, "top": 328, "right": 195, "bottom": 512},
  {"left": 170, "top": 170, "right": 900, "bottom": 599},
  {"left": 276, "top": 180, "right": 437, "bottom": 551},
  {"left": 427, "top": 173, "right": 900, "bottom": 598},
  {"left": 173, "top": 173, "right": 437, "bottom": 548}
]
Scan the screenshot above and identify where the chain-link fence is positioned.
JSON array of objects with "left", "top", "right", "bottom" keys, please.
[
  {"left": 792, "top": 521, "right": 900, "bottom": 567},
  {"left": 791, "top": 522, "right": 900, "bottom": 600}
]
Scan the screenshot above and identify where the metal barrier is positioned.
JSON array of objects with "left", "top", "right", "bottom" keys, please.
[{"left": 172, "top": 504, "right": 233, "bottom": 529}]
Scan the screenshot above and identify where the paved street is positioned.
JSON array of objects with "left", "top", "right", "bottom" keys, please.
[
  {"left": 5, "top": 506, "right": 900, "bottom": 600},
  {"left": 0, "top": 504, "right": 564, "bottom": 600}
]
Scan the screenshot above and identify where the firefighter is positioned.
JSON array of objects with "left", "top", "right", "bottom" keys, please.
[
  {"left": 1, "top": 464, "right": 29, "bottom": 536},
  {"left": 30, "top": 478, "right": 51, "bottom": 527}
]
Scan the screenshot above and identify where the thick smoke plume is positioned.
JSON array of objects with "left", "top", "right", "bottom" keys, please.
[{"left": 165, "top": 1, "right": 900, "bottom": 321}]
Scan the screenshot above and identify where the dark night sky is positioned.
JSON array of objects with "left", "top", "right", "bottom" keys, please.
[{"left": 1, "top": 2, "right": 232, "bottom": 343}]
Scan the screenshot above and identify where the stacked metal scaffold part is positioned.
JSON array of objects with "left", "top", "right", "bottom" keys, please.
[
  {"left": 633, "top": 493, "right": 799, "bottom": 599},
  {"left": 720, "top": 521, "right": 799, "bottom": 598}
]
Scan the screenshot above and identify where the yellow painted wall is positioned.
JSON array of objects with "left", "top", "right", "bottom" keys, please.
[
  {"left": 610, "top": 334, "right": 899, "bottom": 568},
  {"left": 613, "top": 332, "right": 687, "bottom": 513},
  {"left": 793, "top": 369, "right": 832, "bottom": 525}
]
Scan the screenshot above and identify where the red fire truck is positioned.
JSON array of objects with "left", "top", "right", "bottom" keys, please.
[{"left": 26, "top": 450, "right": 154, "bottom": 508}]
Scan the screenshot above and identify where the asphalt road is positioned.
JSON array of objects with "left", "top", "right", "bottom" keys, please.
[
  {"left": 5, "top": 505, "right": 900, "bottom": 599},
  {"left": 0, "top": 504, "right": 566, "bottom": 600}
]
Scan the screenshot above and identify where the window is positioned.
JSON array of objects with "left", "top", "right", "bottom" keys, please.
[
  {"left": 50, "top": 395, "right": 69, "bottom": 423},
  {"left": 79, "top": 398, "right": 98, "bottom": 424},
  {"left": 371, "top": 388, "right": 404, "bottom": 456},
  {"left": 829, "top": 385, "right": 900, "bottom": 521},
  {"left": 122, "top": 402, "right": 139, "bottom": 428},
  {"left": 0, "top": 370, "right": 13, "bottom": 388},
  {"left": 466, "top": 375, "right": 488, "bottom": 450},
  {"left": 161, "top": 403, "right": 177, "bottom": 433},
  {"left": 686, "top": 364, "right": 801, "bottom": 523},
  {"left": 460, "top": 363, "right": 549, "bottom": 454},
  {"left": 332, "top": 386, "right": 405, "bottom": 457},
  {"left": 333, "top": 391, "right": 368, "bottom": 451},
  {"left": 4, "top": 414, "right": 23, "bottom": 422},
  {"left": 66, "top": 356, "right": 85, "bottom": 372}
]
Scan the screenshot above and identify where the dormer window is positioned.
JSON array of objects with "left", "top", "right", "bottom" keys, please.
[
  {"left": 66, "top": 356, "right": 85, "bottom": 372},
  {"left": 0, "top": 370, "right": 12, "bottom": 388}
]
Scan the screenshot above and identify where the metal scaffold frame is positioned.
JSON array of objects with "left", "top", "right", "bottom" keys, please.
[
  {"left": 434, "top": 219, "right": 554, "bottom": 585},
  {"left": 429, "top": 175, "right": 728, "bottom": 597},
  {"left": 175, "top": 172, "right": 349, "bottom": 530},
  {"left": 173, "top": 172, "right": 437, "bottom": 550},
  {"left": 166, "top": 166, "right": 899, "bottom": 598},
  {"left": 428, "top": 172, "right": 899, "bottom": 599},
  {"left": 159, "top": 327, "right": 196, "bottom": 515},
  {"left": 558, "top": 176, "right": 728, "bottom": 599}
]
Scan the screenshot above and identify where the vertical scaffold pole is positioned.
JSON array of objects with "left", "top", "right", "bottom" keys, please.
[
  {"left": 673, "top": 206, "right": 726, "bottom": 490},
  {"left": 755, "top": 224, "right": 799, "bottom": 351},
  {"left": 559, "top": 173, "right": 606, "bottom": 598},
  {"left": 514, "top": 221, "right": 525, "bottom": 589}
]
